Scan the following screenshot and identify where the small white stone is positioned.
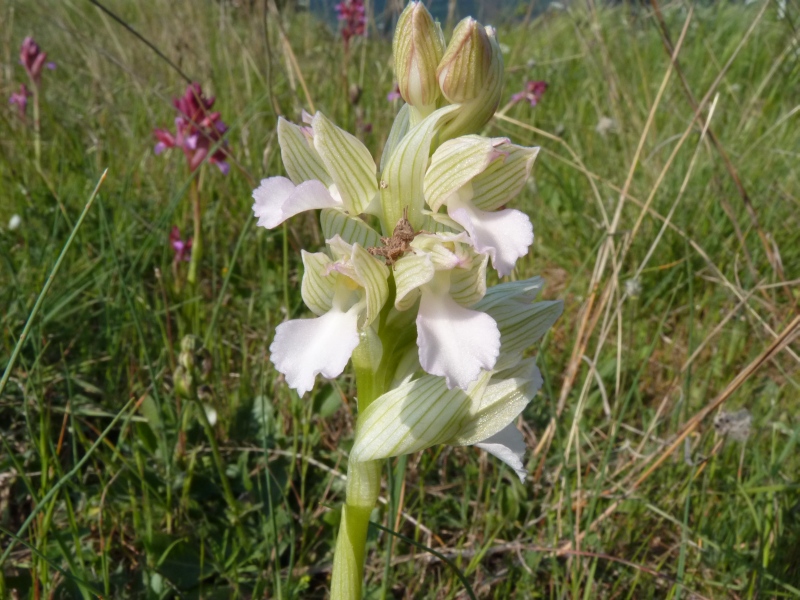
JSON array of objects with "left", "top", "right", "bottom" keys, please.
[{"left": 595, "top": 116, "right": 617, "bottom": 136}]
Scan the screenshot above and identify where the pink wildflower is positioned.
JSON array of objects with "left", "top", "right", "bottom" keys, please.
[
  {"left": 9, "top": 84, "right": 31, "bottom": 118},
  {"left": 153, "top": 83, "right": 230, "bottom": 174},
  {"left": 335, "top": 0, "right": 366, "bottom": 51},
  {"left": 170, "top": 226, "right": 193, "bottom": 262},
  {"left": 20, "top": 37, "right": 55, "bottom": 85},
  {"left": 511, "top": 80, "right": 548, "bottom": 107}
]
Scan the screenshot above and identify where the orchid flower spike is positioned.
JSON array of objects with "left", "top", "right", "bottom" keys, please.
[
  {"left": 153, "top": 82, "right": 230, "bottom": 174},
  {"left": 20, "top": 37, "right": 54, "bottom": 85},
  {"left": 250, "top": 4, "right": 561, "bottom": 597}
]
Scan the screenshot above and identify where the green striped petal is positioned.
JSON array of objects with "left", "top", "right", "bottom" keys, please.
[
  {"left": 312, "top": 112, "right": 378, "bottom": 216},
  {"left": 471, "top": 143, "right": 539, "bottom": 211},
  {"left": 379, "top": 105, "right": 458, "bottom": 233},
  {"left": 300, "top": 250, "right": 335, "bottom": 316},
  {"left": 393, "top": 253, "right": 434, "bottom": 311},
  {"left": 350, "top": 244, "right": 390, "bottom": 326},
  {"left": 380, "top": 103, "right": 411, "bottom": 173},
  {"left": 320, "top": 208, "right": 381, "bottom": 249},
  {"left": 449, "top": 252, "right": 488, "bottom": 307},
  {"left": 424, "top": 135, "right": 503, "bottom": 212},
  {"left": 277, "top": 117, "right": 331, "bottom": 185}
]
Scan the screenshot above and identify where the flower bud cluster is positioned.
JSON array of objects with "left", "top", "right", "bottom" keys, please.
[
  {"left": 251, "top": 2, "right": 561, "bottom": 482},
  {"left": 393, "top": 2, "right": 502, "bottom": 131}
]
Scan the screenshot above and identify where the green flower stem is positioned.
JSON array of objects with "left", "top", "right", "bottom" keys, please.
[
  {"left": 31, "top": 81, "right": 41, "bottom": 171},
  {"left": 331, "top": 339, "right": 388, "bottom": 599},
  {"left": 330, "top": 461, "right": 381, "bottom": 600},
  {"left": 187, "top": 178, "right": 202, "bottom": 286}
]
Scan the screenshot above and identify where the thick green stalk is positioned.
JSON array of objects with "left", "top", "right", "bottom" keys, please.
[{"left": 330, "top": 341, "right": 387, "bottom": 599}]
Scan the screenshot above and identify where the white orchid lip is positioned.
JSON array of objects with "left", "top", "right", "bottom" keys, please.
[
  {"left": 416, "top": 279, "right": 500, "bottom": 390},
  {"left": 252, "top": 176, "right": 342, "bottom": 229},
  {"left": 447, "top": 198, "right": 534, "bottom": 277},
  {"left": 269, "top": 305, "right": 360, "bottom": 396}
]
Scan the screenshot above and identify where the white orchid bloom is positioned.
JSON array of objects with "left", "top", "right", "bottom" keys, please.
[
  {"left": 252, "top": 112, "right": 382, "bottom": 248},
  {"left": 424, "top": 135, "right": 539, "bottom": 276},
  {"left": 269, "top": 236, "right": 389, "bottom": 396},
  {"left": 350, "top": 276, "right": 562, "bottom": 481},
  {"left": 392, "top": 231, "right": 500, "bottom": 390}
]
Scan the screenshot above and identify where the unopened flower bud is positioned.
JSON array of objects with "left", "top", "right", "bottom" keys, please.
[
  {"left": 437, "top": 18, "right": 494, "bottom": 104},
  {"left": 438, "top": 23, "right": 504, "bottom": 138},
  {"left": 393, "top": 1, "right": 444, "bottom": 114}
]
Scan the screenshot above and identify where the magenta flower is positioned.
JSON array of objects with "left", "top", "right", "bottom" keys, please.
[
  {"left": 170, "top": 226, "right": 193, "bottom": 262},
  {"left": 153, "top": 83, "right": 230, "bottom": 174},
  {"left": 20, "top": 37, "right": 55, "bottom": 85},
  {"left": 511, "top": 80, "right": 548, "bottom": 107},
  {"left": 387, "top": 82, "right": 401, "bottom": 102},
  {"left": 9, "top": 84, "right": 31, "bottom": 118},
  {"left": 335, "top": 0, "right": 366, "bottom": 50}
]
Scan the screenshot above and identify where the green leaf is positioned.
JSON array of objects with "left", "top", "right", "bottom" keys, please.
[{"left": 450, "top": 358, "right": 542, "bottom": 446}]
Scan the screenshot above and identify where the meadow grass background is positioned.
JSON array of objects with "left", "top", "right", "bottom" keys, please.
[{"left": 1, "top": 0, "right": 799, "bottom": 597}]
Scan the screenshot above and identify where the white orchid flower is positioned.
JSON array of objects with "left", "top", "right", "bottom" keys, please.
[
  {"left": 252, "top": 112, "right": 382, "bottom": 248},
  {"left": 392, "top": 231, "right": 500, "bottom": 390},
  {"left": 350, "top": 276, "right": 562, "bottom": 481},
  {"left": 424, "top": 135, "right": 539, "bottom": 276},
  {"left": 269, "top": 236, "right": 389, "bottom": 396}
]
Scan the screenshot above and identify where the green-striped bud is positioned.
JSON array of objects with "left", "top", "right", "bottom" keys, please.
[
  {"left": 437, "top": 22, "right": 504, "bottom": 138},
  {"left": 393, "top": 2, "right": 444, "bottom": 116}
]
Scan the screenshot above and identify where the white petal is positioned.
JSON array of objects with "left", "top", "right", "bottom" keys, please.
[
  {"left": 416, "top": 290, "right": 500, "bottom": 390},
  {"left": 474, "top": 423, "right": 528, "bottom": 482},
  {"left": 252, "top": 176, "right": 342, "bottom": 229},
  {"left": 269, "top": 307, "right": 359, "bottom": 396},
  {"left": 448, "top": 201, "right": 533, "bottom": 277}
]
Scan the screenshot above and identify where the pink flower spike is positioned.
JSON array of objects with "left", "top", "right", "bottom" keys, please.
[
  {"left": 335, "top": 0, "right": 366, "bottom": 50},
  {"left": 20, "top": 37, "right": 49, "bottom": 84},
  {"left": 153, "top": 83, "right": 231, "bottom": 175},
  {"left": 170, "top": 226, "right": 193, "bottom": 262},
  {"left": 511, "top": 80, "right": 548, "bottom": 107}
]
